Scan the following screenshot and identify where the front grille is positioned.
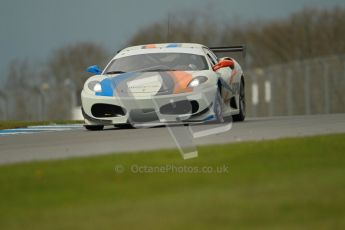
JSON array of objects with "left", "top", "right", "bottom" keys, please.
[
  {"left": 159, "top": 100, "right": 199, "bottom": 115},
  {"left": 129, "top": 109, "right": 159, "bottom": 123},
  {"left": 91, "top": 104, "right": 126, "bottom": 118}
]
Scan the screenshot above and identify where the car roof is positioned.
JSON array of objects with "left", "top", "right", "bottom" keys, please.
[{"left": 114, "top": 43, "right": 207, "bottom": 59}]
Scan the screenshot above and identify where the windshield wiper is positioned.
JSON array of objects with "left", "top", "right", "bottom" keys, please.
[
  {"left": 105, "top": 71, "right": 127, "bottom": 74},
  {"left": 141, "top": 68, "right": 177, "bottom": 72}
]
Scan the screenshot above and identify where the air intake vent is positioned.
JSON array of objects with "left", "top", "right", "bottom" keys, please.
[
  {"left": 160, "top": 100, "right": 199, "bottom": 115},
  {"left": 91, "top": 104, "right": 126, "bottom": 118}
]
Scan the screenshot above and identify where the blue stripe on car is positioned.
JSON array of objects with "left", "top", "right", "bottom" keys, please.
[{"left": 166, "top": 43, "right": 179, "bottom": 48}]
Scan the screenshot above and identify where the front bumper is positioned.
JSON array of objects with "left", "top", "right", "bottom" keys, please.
[{"left": 81, "top": 86, "right": 217, "bottom": 126}]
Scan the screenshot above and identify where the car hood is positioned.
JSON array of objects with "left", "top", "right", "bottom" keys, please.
[{"left": 89, "top": 71, "right": 210, "bottom": 97}]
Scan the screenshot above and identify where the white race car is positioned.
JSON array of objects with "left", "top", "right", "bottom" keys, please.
[{"left": 81, "top": 43, "right": 245, "bottom": 130}]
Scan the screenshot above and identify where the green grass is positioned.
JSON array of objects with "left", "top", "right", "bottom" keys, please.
[
  {"left": 0, "top": 120, "right": 83, "bottom": 130},
  {"left": 0, "top": 134, "right": 345, "bottom": 230}
]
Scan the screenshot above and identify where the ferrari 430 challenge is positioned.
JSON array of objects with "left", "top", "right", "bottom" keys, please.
[{"left": 81, "top": 43, "right": 245, "bottom": 130}]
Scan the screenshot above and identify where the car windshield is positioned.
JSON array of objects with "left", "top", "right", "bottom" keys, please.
[{"left": 104, "top": 52, "right": 208, "bottom": 74}]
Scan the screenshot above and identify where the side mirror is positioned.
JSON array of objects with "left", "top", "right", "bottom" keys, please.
[
  {"left": 212, "top": 59, "right": 234, "bottom": 71},
  {"left": 86, "top": 65, "right": 102, "bottom": 75}
]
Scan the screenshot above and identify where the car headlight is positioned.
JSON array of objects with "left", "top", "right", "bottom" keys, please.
[
  {"left": 188, "top": 76, "right": 208, "bottom": 88},
  {"left": 87, "top": 81, "right": 102, "bottom": 92},
  {"left": 93, "top": 83, "right": 102, "bottom": 92}
]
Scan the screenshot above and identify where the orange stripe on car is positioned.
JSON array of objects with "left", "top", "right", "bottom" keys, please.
[
  {"left": 229, "top": 69, "right": 237, "bottom": 84},
  {"left": 224, "top": 91, "right": 229, "bottom": 102},
  {"left": 169, "top": 71, "right": 193, "bottom": 94},
  {"left": 144, "top": 44, "right": 157, "bottom": 49}
]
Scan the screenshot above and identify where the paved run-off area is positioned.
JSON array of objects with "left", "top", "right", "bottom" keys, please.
[{"left": 0, "top": 114, "right": 344, "bottom": 165}]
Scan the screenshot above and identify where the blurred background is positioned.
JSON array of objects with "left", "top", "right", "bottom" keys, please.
[{"left": 0, "top": 0, "right": 344, "bottom": 121}]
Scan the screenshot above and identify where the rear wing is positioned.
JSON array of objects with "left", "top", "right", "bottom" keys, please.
[{"left": 210, "top": 45, "right": 246, "bottom": 57}]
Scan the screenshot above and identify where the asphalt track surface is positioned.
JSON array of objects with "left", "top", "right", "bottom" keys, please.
[{"left": 0, "top": 114, "right": 344, "bottom": 165}]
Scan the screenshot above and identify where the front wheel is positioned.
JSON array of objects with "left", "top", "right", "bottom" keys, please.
[
  {"left": 232, "top": 80, "right": 246, "bottom": 122},
  {"left": 114, "top": 123, "right": 134, "bottom": 129},
  {"left": 213, "top": 91, "right": 224, "bottom": 123},
  {"left": 84, "top": 125, "right": 104, "bottom": 131}
]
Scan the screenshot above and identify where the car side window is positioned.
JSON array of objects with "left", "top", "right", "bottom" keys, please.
[
  {"left": 206, "top": 54, "right": 216, "bottom": 65},
  {"left": 209, "top": 50, "right": 219, "bottom": 63},
  {"left": 203, "top": 48, "right": 218, "bottom": 66}
]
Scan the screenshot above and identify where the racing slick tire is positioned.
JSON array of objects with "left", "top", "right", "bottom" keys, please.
[
  {"left": 114, "top": 123, "right": 134, "bottom": 129},
  {"left": 232, "top": 80, "right": 246, "bottom": 122},
  {"left": 84, "top": 125, "right": 104, "bottom": 131},
  {"left": 214, "top": 91, "right": 225, "bottom": 123}
]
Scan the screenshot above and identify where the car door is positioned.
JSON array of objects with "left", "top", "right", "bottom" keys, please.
[{"left": 203, "top": 48, "right": 233, "bottom": 103}]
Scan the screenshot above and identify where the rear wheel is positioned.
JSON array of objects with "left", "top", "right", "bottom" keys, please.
[
  {"left": 232, "top": 80, "right": 246, "bottom": 122},
  {"left": 84, "top": 125, "right": 104, "bottom": 131}
]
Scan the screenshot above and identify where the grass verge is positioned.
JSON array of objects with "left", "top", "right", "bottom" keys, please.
[
  {"left": 0, "top": 134, "right": 344, "bottom": 229},
  {"left": 0, "top": 120, "right": 83, "bottom": 130}
]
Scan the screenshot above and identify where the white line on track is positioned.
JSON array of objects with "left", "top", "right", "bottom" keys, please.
[{"left": 0, "top": 124, "right": 83, "bottom": 136}]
